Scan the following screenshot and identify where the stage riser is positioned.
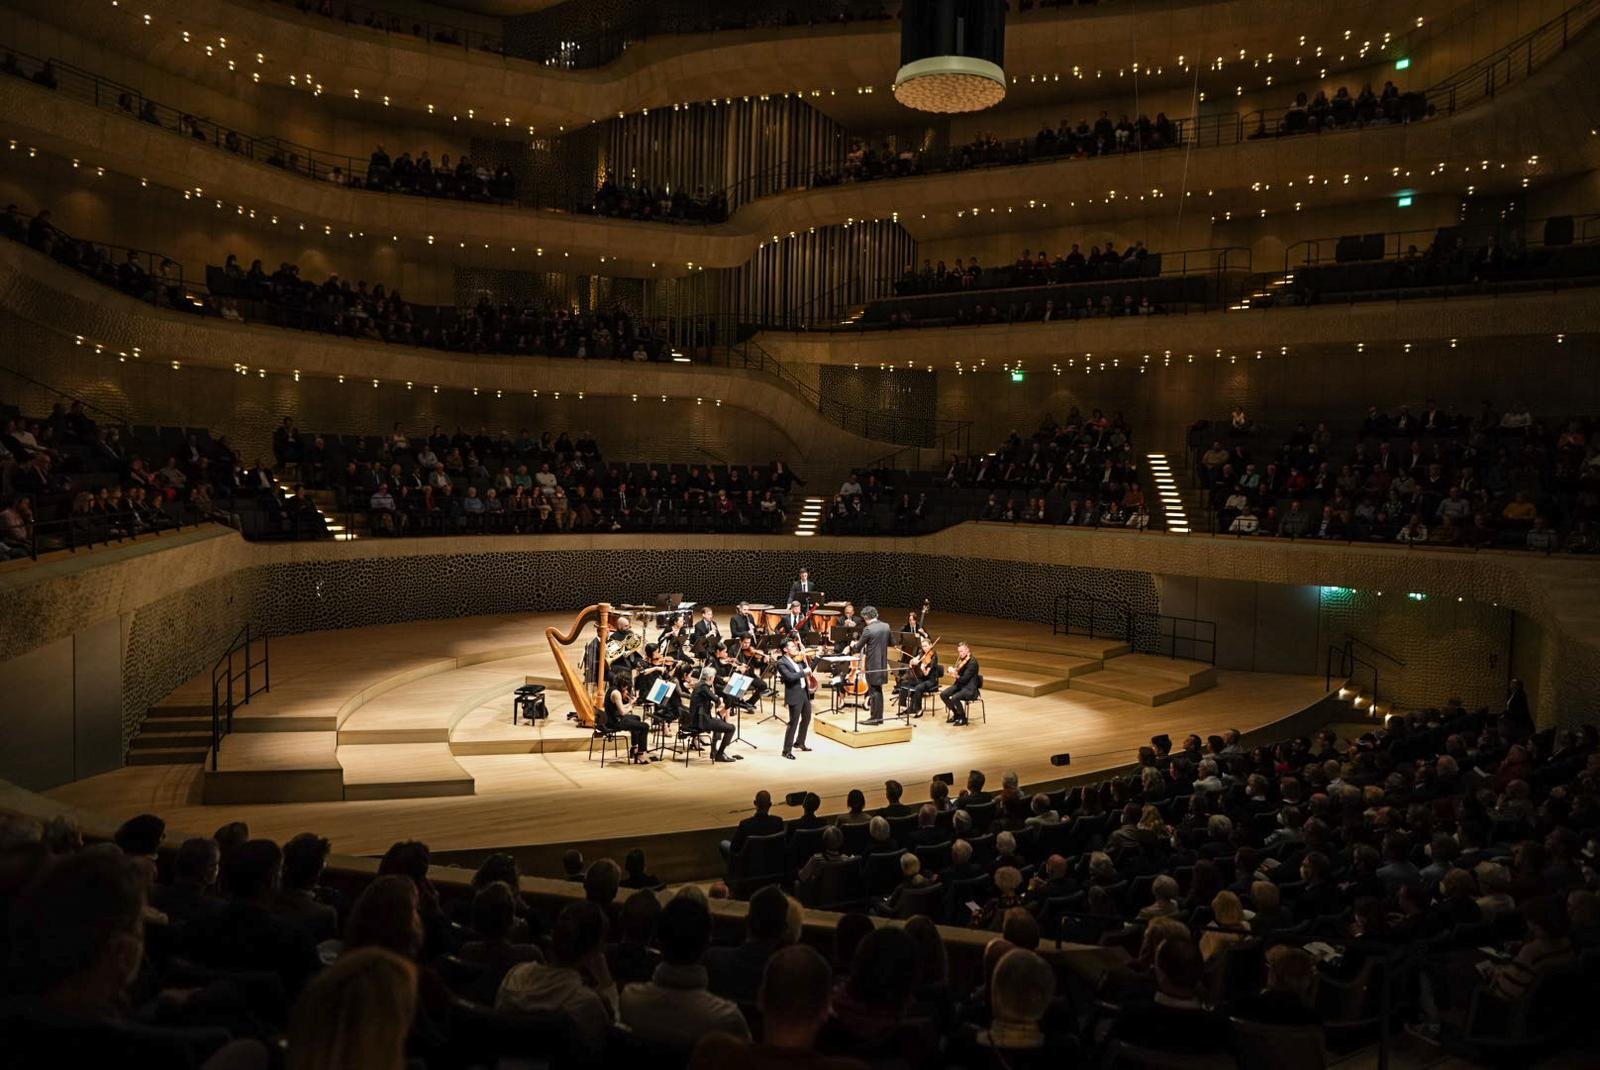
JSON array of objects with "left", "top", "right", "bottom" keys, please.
[
  {"left": 203, "top": 770, "right": 344, "bottom": 804},
  {"left": 344, "top": 781, "right": 475, "bottom": 801},
  {"left": 449, "top": 738, "right": 591, "bottom": 756},
  {"left": 1069, "top": 676, "right": 1214, "bottom": 707},
  {"left": 812, "top": 717, "right": 913, "bottom": 748}
]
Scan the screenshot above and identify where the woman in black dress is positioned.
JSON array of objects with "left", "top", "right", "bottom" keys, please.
[{"left": 603, "top": 673, "right": 651, "bottom": 764}]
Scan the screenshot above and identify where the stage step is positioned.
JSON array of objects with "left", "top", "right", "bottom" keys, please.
[
  {"left": 1069, "top": 657, "right": 1217, "bottom": 707},
  {"left": 146, "top": 701, "right": 212, "bottom": 720},
  {"left": 976, "top": 662, "right": 1087, "bottom": 698},
  {"left": 127, "top": 744, "right": 209, "bottom": 765},
  {"left": 338, "top": 743, "right": 476, "bottom": 800},
  {"left": 202, "top": 731, "right": 343, "bottom": 803}
]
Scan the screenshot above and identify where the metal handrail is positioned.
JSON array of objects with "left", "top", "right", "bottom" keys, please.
[
  {"left": 1425, "top": 0, "right": 1599, "bottom": 115},
  {"left": 1345, "top": 634, "right": 1406, "bottom": 668},
  {"left": 210, "top": 623, "right": 271, "bottom": 770},
  {"left": 1283, "top": 210, "right": 1600, "bottom": 273},
  {"left": 1326, "top": 643, "right": 1381, "bottom": 706},
  {"left": 1, "top": 205, "right": 183, "bottom": 295},
  {"left": 13, "top": 504, "right": 219, "bottom": 562},
  {"left": 1053, "top": 590, "right": 1217, "bottom": 664}
]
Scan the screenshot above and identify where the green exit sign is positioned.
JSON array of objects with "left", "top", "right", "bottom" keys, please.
[
  {"left": 1010, "top": 369, "right": 1025, "bottom": 382},
  {"left": 1395, "top": 57, "right": 1411, "bottom": 70}
]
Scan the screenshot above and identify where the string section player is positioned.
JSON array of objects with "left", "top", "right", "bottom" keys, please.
[
  {"left": 687, "top": 666, "right": 736, "bottom": 762},
  {"left": 898, "top": 635, "right": 943, "bottom": 719},
  {"left": 941, "top": 641, "right": 981, "bottom": 726}
]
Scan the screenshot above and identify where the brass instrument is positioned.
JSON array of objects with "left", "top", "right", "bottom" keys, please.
[
  {"left": 606, "top": 630, "right": 644, "bottom": 660},
  {"left": 545, "top": 603, "right": 615, "bottom": 728}
]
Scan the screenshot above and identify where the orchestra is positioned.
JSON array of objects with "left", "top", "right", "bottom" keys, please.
[{"left": 557, "top": 595, "right": 980, "bottom": 765}]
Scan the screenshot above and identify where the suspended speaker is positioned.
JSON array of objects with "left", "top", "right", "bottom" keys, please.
[{"left": 894, "top": 0, "right": 1007, "bottom": 114}]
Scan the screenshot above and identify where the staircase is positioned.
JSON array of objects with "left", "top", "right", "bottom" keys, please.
[{"left": 126, "top": 701, "right": 213, "bottom": 765}]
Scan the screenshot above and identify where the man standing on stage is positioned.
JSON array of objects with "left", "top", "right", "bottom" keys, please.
[
  {"left": 852, "top": 606, "right": 893, "bottom": 725},
  {"left": 787, "top": 568, "right": 821, "bottom": 610},
  {"left": 941, "top": 641, "right": 981, "bottom": 726},
  {"left": 776, "top": 638, "right": 814, "bottom": 760}
]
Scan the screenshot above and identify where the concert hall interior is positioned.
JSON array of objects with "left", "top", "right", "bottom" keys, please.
[{"left": 1, "top": 0, "right": 1599, "bottom": 1066}]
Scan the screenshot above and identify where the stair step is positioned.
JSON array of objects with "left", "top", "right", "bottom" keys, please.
[
  {"left": 128, "top": 746, "right": 208, "bottom": 765},
  {"left": 147, "top": 703, "right": 212, "bottom": 719},
  {"left": 138, "top": 716, "right": 213, "bottom": 733},
  {"left": 129, "top": 732, "right": 212, "bottom": 748},
  {"left": 1070, "top": 667, "right": 1216, "bottom": 707}
]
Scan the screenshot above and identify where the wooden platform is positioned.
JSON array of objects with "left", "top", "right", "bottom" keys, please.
[
  {"left": 812, "top": 713, "right": 914, "bottom": 748},
  {"left": 51, "top": 610, "right": 1330, "bottom": 863}
]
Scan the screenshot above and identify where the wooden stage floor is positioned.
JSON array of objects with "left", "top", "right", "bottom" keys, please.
[{"left": 50, "top": 610, "right": 1331, "bottom": 865}]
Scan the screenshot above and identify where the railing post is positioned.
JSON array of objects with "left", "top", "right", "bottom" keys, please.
[
  {"left": 243, "top": 625, "right": 253, "bottom": 704},
  {"left": 211, "top": 677, "right": 220, "bottom": 771}
]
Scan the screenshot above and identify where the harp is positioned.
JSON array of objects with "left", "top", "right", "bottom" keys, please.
[{"left": 546, "top": 603, "right": 614, "bottom": 728}]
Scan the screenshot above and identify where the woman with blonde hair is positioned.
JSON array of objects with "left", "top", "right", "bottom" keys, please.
[
  {"left": 288, "top": 946, "right": 417, "bottom": 1070},
  {"left": 1199, "top": 889, "right": 1252, "bottom": 960}
]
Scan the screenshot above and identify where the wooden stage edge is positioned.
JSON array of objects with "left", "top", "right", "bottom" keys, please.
[{"left": 47, "top": 610, "right": 1346, "bottom": 882}]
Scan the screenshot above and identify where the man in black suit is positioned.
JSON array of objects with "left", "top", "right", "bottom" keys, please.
[
  {"left": 722, "top": 790, "right": 786, "bottom": 860},
  {"left": 776, "top": 638, "right": 814, "bottom": 760},
  {"left": 782, "top": 599, "right": 806, "bottom": 635},
  {"left": 787, "top": 568, "right": 821, "bottom": 610},
  {"left": 878, "top": 779, "right": 913, "bottom": 818},
  {"left": 941, "top": 641, "right": 981, "bottom": 725},
  {"left": 729, "top": 601, "right": 757, "bottom": 643},
  {"left": 850, "top": 606, "right": 893, "bottom": 725},
  {"left": 956, "top": 769, "right": 991, "bottom": 807},
  {"left": 687, "top": 667, "right": 736, "bottom": 763},
  {"left": 692, "top": 605, "right": 722, "bottom": 653}
]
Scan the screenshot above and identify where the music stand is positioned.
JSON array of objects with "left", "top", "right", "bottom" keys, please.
[
  {"left": 722, "top": 672, "right": 759, "bottom": 751},
  {"left": 831, "top": 623, "right": 861, "bottom": 652}
]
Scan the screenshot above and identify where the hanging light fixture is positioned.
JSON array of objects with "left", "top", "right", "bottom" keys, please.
[{"left": 894, "top": 0, "right": 1007, "bottom": 114}]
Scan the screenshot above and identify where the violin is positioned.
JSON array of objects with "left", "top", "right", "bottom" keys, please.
[{"left": 912, "top": 637, "right": 941, "bottom": 677}]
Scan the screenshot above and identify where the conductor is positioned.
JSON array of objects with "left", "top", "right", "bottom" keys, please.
[{"left": 851, "top": 606, "right": 893, "bottom": 725}]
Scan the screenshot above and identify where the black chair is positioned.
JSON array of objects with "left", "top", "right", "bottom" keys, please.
[
  {"left": 811, "top": 858, "right": 869, "bottom": 912},
  {"left": 787, "top": 826, "right": 827, "bottom": 879},
  {"left": 444, "top": 999, "right": 575, "bottom": 1068},
  {"left": 894, "top": 882, "right": 946, "bottom": 920},
  {"left": 1230, "top": 1018, "right": 1326, "bottom": 1070},
  {"left": 588, "top": 723, "right": 626, "bottom": 767},
  {"left": 886, "top": 813, "right": 919, "bottom": 844},
  {"left": 726, "top": 831, "right": 787, "bottom": 898},
  {"left": 964, "top": 799, "right": 997, "bottom": 832},
  {"left": 863, "top": 851, "right": 905, "bottom": 897},
  {"left": 839, "top": 820, "right": 871, "bottom": 856},
  {"left": 913, "top": 840, "right": 952, "bottom": 874}
]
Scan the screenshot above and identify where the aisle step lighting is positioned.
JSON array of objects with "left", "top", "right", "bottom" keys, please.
[
  {"left": 1231, "top": 272, "right": 1295, "bottom": 311},
  {"left": 1146, "top": 453, "right": 1189, "bottom": 534},
  {"left": 793, "top": 496, "right": 825, "bottom": 537}
]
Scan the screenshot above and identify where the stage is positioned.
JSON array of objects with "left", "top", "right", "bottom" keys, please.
[{"left": 48, "top": 609, "right": 1332, "bottom": 877}]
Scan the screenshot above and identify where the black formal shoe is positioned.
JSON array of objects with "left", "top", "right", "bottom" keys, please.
[
  {"left": 797, "top": 744, "right": 813, "bottom": 751},
  {"left": 863, "top": 718, "right": 884, "bottom": 726},
  {"left": 952, "top": 718, "right": 968, "bottom": 726},
  {"left": 783, "top": 751, "right": 796, "bottom": 760},
  {"left": 714, "top": 754, "right": 736, "bottom": 763}
]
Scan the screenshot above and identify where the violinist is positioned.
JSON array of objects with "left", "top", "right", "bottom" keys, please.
[
  {"left": 736, "top": 634, "right": 773, "bottom": 701},
  {"left": 687, "top": 666, "right": 736, "bottom": 763},
  {"left": 635, "top": 642, "right": 671, "bottom": 695},
  {"left": 900, "top": 636, "right": 943, "bottom": 719},
  {"left": 941, "top": 641, "right": 981, "bottom": 726},
  {"left": 776, "top": 638, "right": 814, "bottom": 760}
]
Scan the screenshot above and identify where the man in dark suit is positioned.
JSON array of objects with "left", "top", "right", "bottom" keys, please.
[
  {"left": 878, "top": 779, "right": 914, "bottom": 818},
  {"left": 776, "top": 638, "right": 814, "bottom": 760},
  {"left": 723, "top": 790, "right": 785, "bottom": 859},
  {"left": 787, "top": 568, "right": 821, "bottom": 610},
  {"left": 782, "top": 599, "right": 806, "bottom": 635},
  {"left": 704, "top": 885, "right": 790, "bottom": 1005},
  {"left": 692, "top": 605, "right": 722, "bottom": 652},
  {"left": 941, "top": 641, "right": 981, "bottom": 725},
  {"left": 687, "top": 667, "right": 736, "bottom": 763},
  {"left": 729, "top": 601, "right": 757, "bottom": 643},
  {"left": 850, "top": 606, "right": 892, "bottom": 724}
]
